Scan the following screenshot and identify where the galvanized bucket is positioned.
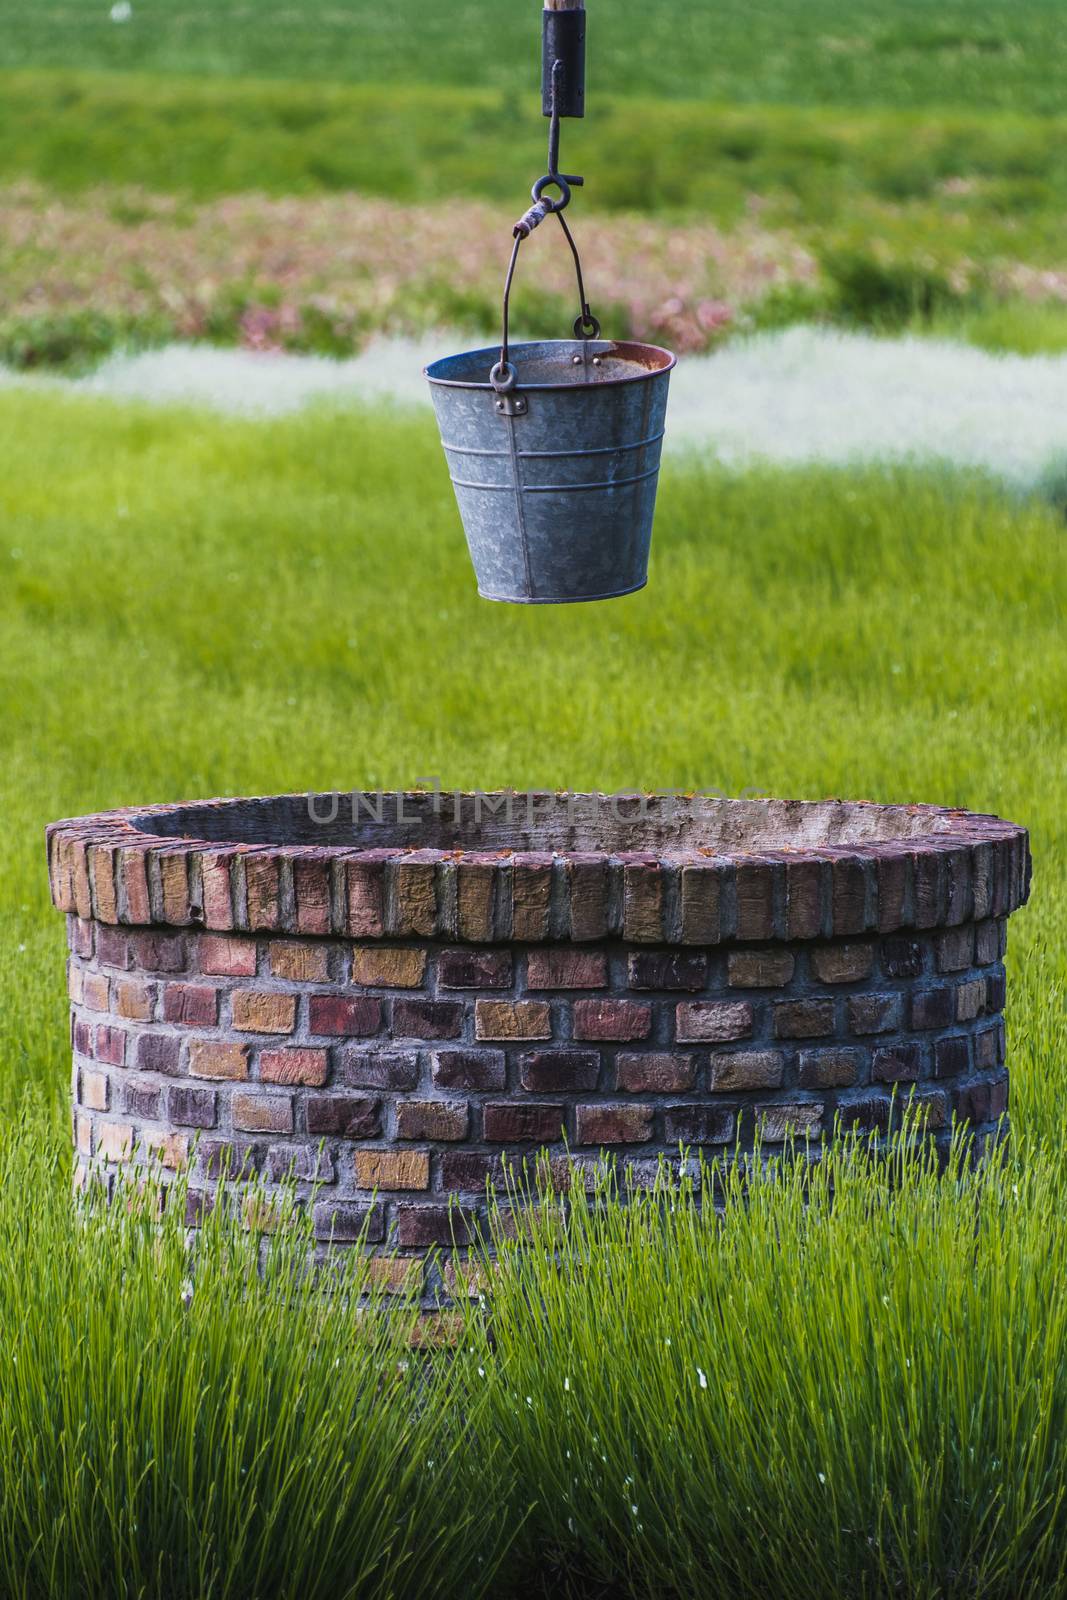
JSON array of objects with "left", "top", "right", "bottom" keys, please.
[{"left": 425, "top": 337, "right": 675, "bottom": 604}]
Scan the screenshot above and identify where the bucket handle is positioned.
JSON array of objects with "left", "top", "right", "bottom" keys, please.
[{"left": 490, "top": 197, "right": 601, "bottom": 394}]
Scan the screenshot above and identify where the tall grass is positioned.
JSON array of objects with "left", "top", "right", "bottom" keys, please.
[{"left": 469, "top": 1138, "right": 1067, "bottom": 1600}]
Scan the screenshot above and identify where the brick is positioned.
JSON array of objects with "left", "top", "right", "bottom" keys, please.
[
  {"left": 306, "top": 1095, "right": 380, "bottom": 1138},
  {"left": 616, "top": 1053, "right": 696, "bottom": 1094},
  {"left": 80, "top": 1068, "right": 109, "bottom": 1111},
  {"left": 309, "top": 994, "right": 381, "bottom": 1037},
  {"left": 352, "top": 946, "right": 427, "bottom": 988},
  {"left": 798, "top": 1048, "right": 862, "bottom": 1089},
  {"left": 772, "top": 999, "right": 834, "bottom": 1039},
  {"left": 727, "top": 949, "right": 795, "bottom": 988},
  {"left": 527, "top": 949, "right": 608, "bottom": 990},
  {"left": 346, "top": 856, "right": 387, "bottom": 938},
  {"left": 840, "top": 1095, "right": 891, "bottom": 1135},
  {"left": 71, "top": 843, "right": 91, "bottom": 918},
  {"left": 475, "top": 1000, "right": 551, "bottom": 1041},
  {"left": 142, "top": 1129, "right": 189, "bottom": 1170},
  {"left": 568, "top": 856, "right": 609, "bottom": 941},
  {"left": 200, "top": 851, "right": 235, "bottom": 931},
  {"left": 832, "top": 856, "right": 868, "bottom": 935},
  {"left": 391, "top": 857, "right": 438, "bottom": 937},
  {"left": 260, "top": 1048, "right": 329, "bottom": 1087},
  {"left": 989, "top": 1076, "right": 1009, "bottom": 1119},
  {"left": 986, "top": 969, "right": 1007, "bottom": 1013},
  {"left": 676, "top": 1001, "right": 753, "bottom": 1043},
  {"left": 848, "top": 993, "right": 902, "bottom": 1035},
  {"left": 162, "top": 983, "right": 218, "bottom": 1028},
  {"left": 159, "top": 851, "right": 191, "bottom": 925},
  {"left": 954, "top": 1081, "right": 991, "bottom": 1124},
  {"left": 973, "top": 1024, "right": 1002, "bottom": 1071},
  {"left": 267, "top": 1145, "right": 335, "bottom": 1183},
  {"left": 394, "top": 998, "right": 464, "bottom": 1040},
  {"left": 680, "top": 863, "right": 723, "bottom": 944},
  {"left": 368, "top": 1256, "right": 424, "bottom": 1295},
  {"left": 663, "top": 1105, "right": 735, "bottom": 1145},
  {"left": 313, "top": 1201, "right": 384, "bottom": 1243},
  {"left": 873, "top": 1043, "right": 921, "bottom": 1083},
  {"left": 910, "top": 988, "right": 955, "bottom": 1031},
  {"left": 432, "top": 1050, "right": 506, "bottom": 1092},
  {"left": 341, "top": 1050, "right": 419, "bottom": 1091},
  {"left": 67, "top": 965, "right": 83, "bottom": 1005},
  {"left": 623, "top": 860, "right": 663, "bottom": 942},
  {"left": 575, "top": 1103, "right": 654, "bottom": 1146},
  {"left": 456, "top": 858, "right": 496, "bottom": 942},
  {"left": 166, "top": 1085, "right": 217, "bottom": 1129},
  {"left": 269, "top": 941, "right": 329, "bottom": 982},
  {"left": 937, "top": 926, "right": 975, "bottom": 973},
  {"left": 244, "top": 854, "right": 281, "bottom": 931},
  {"left": 232, "top": 1093, "right": 293, "bottom": 1134},
  {"left": 785, "top": 858, "right": 824, "bottom": 941},
  {"left": 396, "top": 1204, "right": 480, "bottom": 1248},
  {"left": 572, "top": 999, "right": 651, "bottom": 1042},
  {"left": 395, "top": 1099, "right": 469, "bottom": 1141},
  {"left": 129, "top": 931, "right": 185, "bottom": 973},
  {"left": 294, "top": 857, "right": 331, "bottom": 937},
  {"left": 75, "top": 1113, "right": 93, "bottom": 1156},
  {"left": 437, "top": 948, "right": 511, "bottom": 989},
  {"left": 520, "top": 1050, "right": 599, "bottom": 1092},
  {"left": 95, "top": 1025, "right": 126, "bottom": 1067},
  {"left": 136, "top": 1033, "right": 182, "bottom": 1076},
  {"left": 95, "top": 926, "right": 129, "bottom": 969},
  {"left": 511, "top": 855, "right": 552, "bottom": 941},
  {"left": 232, "top": 990, "right": 297, "bottom": 1034},
  {"left": 484, "top": 1102, "right": 564, "bottom": 1143},
  {"left": 711, "top": 1050, "right": 785, "bottom": 1092},
  {"left": 882, "top": 937, "right": 924, "bottom": 979},
  {"left": 736, "top": 861, "right": 776, "bottom": 941},
  {"left": 96, "top": 1121, "right": 133, "bottom": 1163},
  {"left": 758, "top": 1103, "right": 823, "bottom": 1141},
  {"left": 188, "top": 1040, "right": 249, "bottom": 1080},
  {"left": 114, "top": 977, "right": 156, "bottom": 1021},
  {"left": 934, "top": 1035, "right": 970, "bottom": 1079},
  {"left": 199, "top": 1141, "right": 259, "bottom": 1180},
  {"left": 974, "top": 920, "right": 999, "bottom": 967},
  {"left": 810, "top": 944, "right": 873, "bottom": 985},
  {"left": 122, "top": 1081, "right": 161, "bottom": 1120},
  {"left": 908, "top": 1090, "right": 949, "bottom": 1131},
  {"left": 877, "top": 849, "right": 910, "bottom": 933},
  {"left": 956, "top": 979, "right": 987, "bottom": 1022},
  {"left": 628, "top": 951, "right": 707, "bottom": 992},
  {"left": 82, "top": 972, "right": 110, "bottom": 1012},
  {"left": 73, "top": 1019, "right": 92, "bottom": 1057},
  {"left": 355, "top": 1148, "right": 430, "bottom": 1190},
  {"left": 68, "top": 917, "right": 94, "bottom": 958},
  {"left": 89, "top": 845, "right": 119, "bottom": 924},
  {"left": 440, "top": 1151, "right": 509, "bottom": 1192}
]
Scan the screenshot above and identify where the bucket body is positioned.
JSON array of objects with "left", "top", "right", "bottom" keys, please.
[{"left": 425, "top": 339, "right": 675, "bottom": 604}]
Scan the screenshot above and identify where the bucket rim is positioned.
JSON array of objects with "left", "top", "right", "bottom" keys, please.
[{"left": 424, "top": 338, "right": 677, "bottom": 391}]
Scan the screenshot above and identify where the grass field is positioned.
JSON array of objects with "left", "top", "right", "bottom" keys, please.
[
  {"left": 0, "top": 387, "right": 1064, "bottom": 1594},
  {"left": 2, "top": 0, "right": 1067, "bottom": 113}
]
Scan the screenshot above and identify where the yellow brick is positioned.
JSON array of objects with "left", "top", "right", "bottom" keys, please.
[
  {"left": 232, "top": 990, "right": 297, "bottom": 1034},
  {"left": 80, "top": 1068, "right": 109, "bottom": 1112},
  {"left": 96, "top": 1121, "right": 133, "bottom": 1163},
  {"left": 269, "top": 941, "right": 329, "bottom": 982},
  {"left": 352, "top": 946, "right": 427, "bottom": 988},
  {"left": 355, "top": 1149, "right": 430, "bottom": 1191},
  {"left": 189, "top": 1041, "right": 249, "bottom": 1080}
]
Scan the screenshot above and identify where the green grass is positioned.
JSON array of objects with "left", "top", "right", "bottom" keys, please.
[
  {"left": 2, "top": 0, "right": 1067, "bottom": 114},
  {"left": 1, "top": 390, "right": 1065, "bottom": 1594}
]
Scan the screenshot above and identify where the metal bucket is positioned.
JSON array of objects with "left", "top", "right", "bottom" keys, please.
[{"left": 425, "top": 338, "right": 675, "bottom": 604}]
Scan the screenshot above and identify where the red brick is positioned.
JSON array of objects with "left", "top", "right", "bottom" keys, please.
[
  {"left": 527, "top": 949, "right": 607, "bottom": 990},
  {"left": 680, "top": 862, "right": 723, "bottom": 945},
  {"left": 198, "top": 1141, "right": 259, "bottom": 1180},
  {"left": 432, "top": 1050, "right": 506, "bottom": 1092},
  {"left": 244, "top": 854, "right": 281, "bottom": 931},
  {"left": 910, "top": 988, "right": 955, "bottom": 1030},
  {"left": 759, "top": 1103, "right": 823, "bottom": 1141},
  {"left": 123, "top": 1080, "right": 161, "bottom": 1120},
  {"left": 735, "top": 862, "right": 775, "bottom": 940},
  {"left": 848, "top": 993, "right": 902, "bottom": 1035},
  {"left": 346, "top": 855, "right": 386, "bottom": 938},
  {"left": 306, "top": 1095, "right": 380, "bottom": 1138},
  {"left": 572, "top": 999, "right": 651, "bottom": 1042},
  {"left": 772, "top": 1000, "right": 834, "bottom": 1039},
  {"left": 438, "top": 948, "right": 512, "bottom": 989},
  {"left": 623, "top": 860, "right": 663, "bottom": 943},
  {"left": 798, "top": 1048, "right": 862, "bottom": 1089},
  {"left": 876, "top": 851, "right": 909, "bottom": 934},
  {"left": 95, "top": 1025, "right": 126, "bottom": 1066},
  {"left": 166, "top": 1085, "right": 217, "bottom": 1129},
  {"left": 294, "top": 857, "right": 332, "bottom": 936},
  {"left": 260, "top": 1048, "right": 329, "bottom": 1087},
  {"left": 352, "top": 946, "right": 427, "bottom": 988},
  {"left": 520, "top": 1050, "right": 599, "bottom": 1092},
  {"left": 908, "top": 1090, "right": 949, "bottom": 1131},
  {"left": 511, "top": 855, "right": 553, "bottom": 942},
  {"left": 676, "top": 1001, "right": 753, "bottom": 1043},
  {"left": 937, "top": 926, "right": 975, "bottom": 973},
  {"left": 129, "top": 931, "right": 185, "bottom": 973},
  {"left": 199, "top": 935, "right": 257, "bottom": 978},
  {"left": 232, "top": 990, "right": 296, "bottom": 1034},
  {"left": 954, "top": 1081, "right": 991, "bottom": 1125},
  {"left": 615, "top": 1053, "right": 696, "bottom": 1093},
  {"left": 73, "top": 1018, "right": 92, "bottom": 1057},
  {"left": 727, "top": 949, "right": 795, "bottom": 988},
  {"left": 394, "top": 998, "right": 464, "bottom": 1040},
  {"left": 882, "top": 938, "right": 923, "bottom": 978},
  {"left": 567, "top": 856, "right": 608, "bottom": 941},
  {"left": 663, "top": 1105, "right": 734, "bottom": 1145},
  {"left": 267, "top": 1145, "right": 335, "bottom": 1183},
  {"left": 200, "top": 851, "right": 235, "bottom": 930},
  {"left": 484, "top": 1102, "right": 564, "bottom": 1142},
  {"left": 475, "top": 999, "right": 551, "bottom": 1041},
  {"left": 395, "top": 1100, "right": 469, "bottom": 1141},
  {"left": 162, "top": 983, "right": 218, "bottom": 1027},
  {"left": 68, "top": 916, "right": 94, "bottom": 958},
  {"left": 575, "top": 1103, "right": 653, "bottom": 1146},
  {"left": 95, "top": 925, "right": 129, "bottom": 969},
  {"left": 313, "top": 1201, "right": 384, "bottom": 1244},
  {"left": 841, "top": 1095, "right": 891, "bottom": 1135},
  {"left": 308, "top": 994, "right": 381, "bottom": 1037},
  {"left": 785, "top": 858, "right": 824, "bottom": 941},
  {"left": 934, "top": 1035, "right": 970, "bottom": 1079},
  {"left": 136, "top": 1033, "right": 182, "bottom": 1076},
  {"left": 440, "top": 1151, "right": 509, "bottom": 1192},
  {"left": 872, "top": 1043, "right": 921, "bottom": 1083},
  {"left": 232, "top": 1093, "right": 293, "bottom": 1134},
  {"left": 627, "top": 951, "right": 707, "bottom": 992},
  {"left": 395, "top": 1204, "right": 480, "bottom": 1248},
  {"left": 831, "top": 856, "right": 867, "bottom": 935}
]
